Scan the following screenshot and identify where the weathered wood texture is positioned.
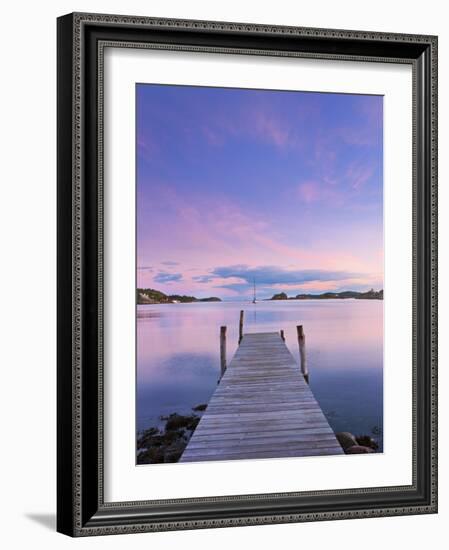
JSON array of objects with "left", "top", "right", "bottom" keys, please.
[
  {"left": 297, "top": 325, "right": 309, "bottom": 384},
  {"left": 239, "top": 310, "right": 244, "bottom": 344},
  {"left": 220, "top": 326, "right": 227, "bottom": 377},
  {"left": 181, "top": 332, "right": 343, "bottom": 462}
]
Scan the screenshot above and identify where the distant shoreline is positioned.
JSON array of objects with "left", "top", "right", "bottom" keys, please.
[
  {"left": 137, "top": 288, "right": 221, "bottom": 305},
  {"left": 269, "top": 289, "right": 383, "bottom": 301},
  {"left": 137, "top": 287, "right": 383, "bottom": 304}
]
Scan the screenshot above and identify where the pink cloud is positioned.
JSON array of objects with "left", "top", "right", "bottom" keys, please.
[
  {"left": 138, "top": 183, "right": 347, "bottom": 286},
  {"left": 296, "top": 180, "right": 344, "bottom": 206},
  {"left": 202, "top": 126, "right": 224, "bottom": 146},
  {"left": 333, "top": 99, "right": 382, "bottom": 147},
  {"left": 297, "top": 181, "right": 321, "bottom": 203},
  {"left": 346, "top": 163, "right": 375, "bottom": 190},
  {"left": 295, "top": 275, "right": 382, "bottom": 293},
  {"left": 252, "top": 111, "right": 291, "bottom": 149},
  {"left": 334, "top": 125, "right": 380, "bottom": 147},
  {"left": 137, "top": 181, "right": 382, "bottom": 293},
  {"left": 137, "top": 134, "right": 159, "bottom": 159},
  {"left": 295, "top": 156, "right": 377, "bottom": 210},
  {"left": 198, "top": 104, "right": 304, "bottom": 152}
]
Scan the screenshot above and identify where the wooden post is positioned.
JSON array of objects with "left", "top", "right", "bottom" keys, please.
[
  {"left": 220, "top": 326, "right": 227, "bottom": 377},
  {"left": 296, "top": 325, "right": 309, "bottom": 383},
  {"left": 280, "top": 329, "right": 285, "bottom": 342},
  {"left": 239, "top": 310, "right": 244, "bottom": 344}
]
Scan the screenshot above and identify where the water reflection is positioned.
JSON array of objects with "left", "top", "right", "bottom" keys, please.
[{"left": 137, "top": 300, "right": 383, "bottom": 449}]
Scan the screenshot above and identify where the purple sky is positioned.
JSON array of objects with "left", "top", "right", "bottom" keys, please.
[{"left": 137, "top": 84, "right": 383, "bottom": 301}]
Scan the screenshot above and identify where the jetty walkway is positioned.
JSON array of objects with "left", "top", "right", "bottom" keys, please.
[{"left": 181, "top": 331, "right": 343, "bottom": 462}]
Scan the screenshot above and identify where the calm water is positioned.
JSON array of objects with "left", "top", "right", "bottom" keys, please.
[{"left": 137, "top": 300, "right": 383, "bottom": 450}]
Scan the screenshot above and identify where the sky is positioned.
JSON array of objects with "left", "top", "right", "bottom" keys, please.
[{"left": 136, "top": 84, "right": 383, "bottom": 301}]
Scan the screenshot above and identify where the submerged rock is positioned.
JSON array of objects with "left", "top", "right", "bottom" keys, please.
[
  {"left": 355, "top": 435, "right": 379, "bottom": 450},
  {"left": 164, "top": 413, "right": 200, "bottom": 431},
  {"left": 336, "top": 432, "right": 358, "bottom": 451},
  {"left": 137, "top": 411, "right": 201, "bottom": 464},
  {"left": 346, "top": 445, "right": 375, "bottom": 454}
]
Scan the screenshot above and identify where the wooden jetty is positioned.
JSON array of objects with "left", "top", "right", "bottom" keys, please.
[{"left": 180, "top": 330, "right": 343, "bottom": 462}]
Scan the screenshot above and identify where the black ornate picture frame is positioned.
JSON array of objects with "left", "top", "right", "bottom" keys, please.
[{"left": 57, "top": 12, "right": 438, "bottom": 536}]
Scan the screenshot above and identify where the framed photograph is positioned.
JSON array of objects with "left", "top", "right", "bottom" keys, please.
[{"left": 57, "top": 12, "right": 438, "bottom": 536}]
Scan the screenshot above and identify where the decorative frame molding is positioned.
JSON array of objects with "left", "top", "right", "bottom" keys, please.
[{"left": 57, "top": 12, "right": 438, "bottom": 536}]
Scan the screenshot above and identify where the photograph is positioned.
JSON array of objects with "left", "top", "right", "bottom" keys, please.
[{"left": 135, "top": 84, "right": 384, "bottom": 464}]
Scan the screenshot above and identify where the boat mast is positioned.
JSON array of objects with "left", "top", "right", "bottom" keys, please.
[{"left": 253, "top": 278, "right": 256, "bottom": 303}]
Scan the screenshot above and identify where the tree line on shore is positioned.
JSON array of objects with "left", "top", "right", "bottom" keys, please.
[
  {"left": 137, "top": 288, "right": 221, "bottom": 305},
  {"left": 270, "top": 289, "right": 383, "bottom": 300}
]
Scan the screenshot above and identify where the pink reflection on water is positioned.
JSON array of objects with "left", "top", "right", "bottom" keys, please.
[{"left": 137, "top": 300, "right": 382, "bottom": 384}]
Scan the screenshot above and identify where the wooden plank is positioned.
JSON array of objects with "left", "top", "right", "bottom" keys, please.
[
  {"left": 186, "top": 435, "right": 339, "bottom": 450},
  {"left": 197, "top": 425, "right": 331, "bottom": 438},
  {"left": 188, "top": 430, "right": 338, "bottom": 444},
  {"left": 180, "top": 332, "right": 343, "bottom": 462},
  {"left": 185, "top": 442, "right": 343, "bottom": 456}
]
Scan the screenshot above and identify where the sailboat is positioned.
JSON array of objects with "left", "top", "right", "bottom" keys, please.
[{"left": 252, "top": 278, "right": 257, "bottom": 304}]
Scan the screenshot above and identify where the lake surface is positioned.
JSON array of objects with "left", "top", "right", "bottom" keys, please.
[{"left": 137, "top": 300, "right": 383, "bottom": 451}]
